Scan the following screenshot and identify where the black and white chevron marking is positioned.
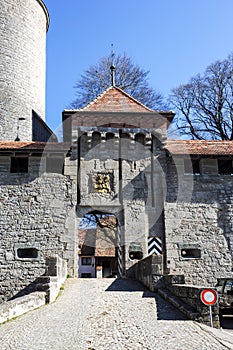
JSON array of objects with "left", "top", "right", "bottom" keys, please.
[
  {"left": 148, "top": 237, "right": 162, "bottom": 255},
  {"left": 117, "top": 226, "right": 123, "bottom": 277}
]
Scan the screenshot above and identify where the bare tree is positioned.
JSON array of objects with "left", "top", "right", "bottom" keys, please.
[
  {"left": 79, "top": 212, "right": 117, "bottom": 246},
  {"left": 170, "top": 53, "right": 233, "bottom": 140},
  {"left": 70, "top": 53, "right": 165, "bottom": 110}
]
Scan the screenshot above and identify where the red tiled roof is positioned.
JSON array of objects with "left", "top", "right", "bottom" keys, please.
[
  {"left": 80, "top": 86, "right": 154, "bottom": 112},
  {"left": 0, "top": 142, "right": 70, "bottom": 152},
  {"left": 1, "top": 140, "right": 233, "bottom": 156},
  {"left": 166, "top": 140, "right": 233, "bottom": 155},
  {"left": 0, "top": 142, "right": 46, "bottom": 150}
]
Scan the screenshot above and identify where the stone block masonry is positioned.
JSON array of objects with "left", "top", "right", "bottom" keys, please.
[
  {"left": 165, "top": 170, "right": 233, "bottom": 285},
  {"left": 0, "top": 0, "right": 49, "bottom": 141},
  {"left": 0, "top": 171, "right": 76, "bottom": 303}
]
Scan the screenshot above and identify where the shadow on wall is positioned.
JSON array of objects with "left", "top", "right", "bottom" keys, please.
[{"left": 9, "top": 278, "right": 40, "bottom": 300}]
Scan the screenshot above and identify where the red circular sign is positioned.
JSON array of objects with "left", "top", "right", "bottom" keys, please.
[{"left": 200, "top": 289, "right": 218, "bottom": 306}]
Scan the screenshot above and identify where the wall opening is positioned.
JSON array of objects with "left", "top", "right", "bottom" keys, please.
[
  {"left": 17, "top": 248, "right": 38, "bottom": 259},
  {"left": 14, "top": 243, "right": 40, "bottom": 261},
  {"left": 218, "top": 159, "right": 233, "bottom": 175},
  {"left": 78, "top": 211, "right": 118, "bottom": 278},
  {"left": 180, "top": 248, "right": 201, "bottom": 259},
  {"left": 184, "top": 158, "right": 200, "bottom": 175},
  {"left": 10, "top": 157, "right": 28, "bottom": 173}
]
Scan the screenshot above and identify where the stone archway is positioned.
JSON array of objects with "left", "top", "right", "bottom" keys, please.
[{"left": 78, "top": 211, "right": 122, "bottom": 278}]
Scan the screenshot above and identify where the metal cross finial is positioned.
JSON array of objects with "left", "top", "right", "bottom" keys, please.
[
  {"left": 110, "top": 64, "right": 116, "bottom": 87},
  {"left": 110, "top": 44, "right": 115, "bottom": 87}
]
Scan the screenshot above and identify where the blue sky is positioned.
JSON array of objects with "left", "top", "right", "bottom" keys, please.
[{"left": 44, "top": 0, "right": 233, "bottom": 131}]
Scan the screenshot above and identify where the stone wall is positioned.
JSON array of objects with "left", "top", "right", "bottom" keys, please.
[
  {"left": 0, "top": 255, "right": 67, "bottom": 324},
  {"left": 0, "top": 0, "right": 49, "bottom": 141},
  {"left": 165, "top": 158, "right": 233, "bottom": 285},
  {"left": 131, "top": 254, "right": 163, "bottom": 290},
  {"left": 0, "top": 157, "right": 76, "bottom": 303},
  {"left": 0, "top": 292, "right": 46, "bottom": 324}
]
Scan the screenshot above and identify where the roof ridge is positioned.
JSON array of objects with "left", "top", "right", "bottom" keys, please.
[{"left": 80, "top": 86, "right": 154, "bottom": 112}]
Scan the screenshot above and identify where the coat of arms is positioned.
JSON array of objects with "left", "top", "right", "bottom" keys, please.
[{"left": 93, "top": 173, "right": 111, "bottom": 193}]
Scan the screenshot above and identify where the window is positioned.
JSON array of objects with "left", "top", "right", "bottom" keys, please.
[
  {"left": 179, "top": 243, "right": 202, "bottom": 260},
  {"left": 218, "top": 160, "right": 233, "bottom": 175},
  {"left": 10, "top": 157, "right": 28, "bottom": 173},
  {"left": 81, "top": 257, "right": 92, "bottom": 265},
  {"left": 14, "top": 243, "right": 40, "bottom": 261},
  {"left": 184, "top": 158, "right": 200, "bottom": 175},
  {"left": 180, "top": 248, "right": 201, "bottom": 259},
  {"left": 192, "top": 159, "right": 200, "bottom": 175},
  {"left": 81, "top": 273, "right": 92, "bottom": 278},
  {"left": 17, "top": 248, "right": 38, "bottom": 259}
]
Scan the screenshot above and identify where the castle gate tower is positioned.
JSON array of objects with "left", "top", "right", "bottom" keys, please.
[
  {"left": 0, "top": 0, "right": 49, "bottom": 141},
  {"left": 63, "top": 86, "right": 174, "bottom": 276}
]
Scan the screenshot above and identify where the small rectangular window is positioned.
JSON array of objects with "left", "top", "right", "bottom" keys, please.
[
  {"left": 17, "top": 248, "right": 38, "bottom": 259},
  {"left": 81, "top": 257, "right": 92, "bottom": 265},
  {"left": 218, "top": 160, "right": 233, "bottom": 175},
  {"left": 14, "top": 243, "right": 40, "bottom": 261},
  {"left": 11, "top": 157, "right": 28, "bottom": 173},
  {"left": 184, "top": 159, "right": 200, "bottom": 175},
  {"left": 180, "top": 248, "right": 201, "bottom": 259}
]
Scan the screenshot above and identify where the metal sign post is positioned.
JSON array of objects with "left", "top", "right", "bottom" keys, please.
[
  {"left": 209, "top": 305, "right": 213, "bottom": 328},
  {"left": 200, "top": 289, "right": 218, "bottom": 327}
]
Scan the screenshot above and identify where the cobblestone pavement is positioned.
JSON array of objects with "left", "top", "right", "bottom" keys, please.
[{"left": 0, "top": 278, "right": 229, "bottom": 350}]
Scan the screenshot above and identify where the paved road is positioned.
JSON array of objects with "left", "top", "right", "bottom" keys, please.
[{"left": 0, "top": 278, "right": 229, "bottom": 349}]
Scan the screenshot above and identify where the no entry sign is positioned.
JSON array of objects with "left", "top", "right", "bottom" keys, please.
[{"left": 200, "top": 289, "right": 218, "bottom": 306}]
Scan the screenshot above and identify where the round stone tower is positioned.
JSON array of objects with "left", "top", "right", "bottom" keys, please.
[{"left": 0, "top": 0, "right": 49, "bottom": 141}]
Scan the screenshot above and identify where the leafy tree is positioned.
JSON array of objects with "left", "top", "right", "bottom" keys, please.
[
  {"left": 71, "top": 53, "right": 165, "bottom": 110},
  {"left": 170, "top": 53, "right": 233, "bottom": 140}
]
